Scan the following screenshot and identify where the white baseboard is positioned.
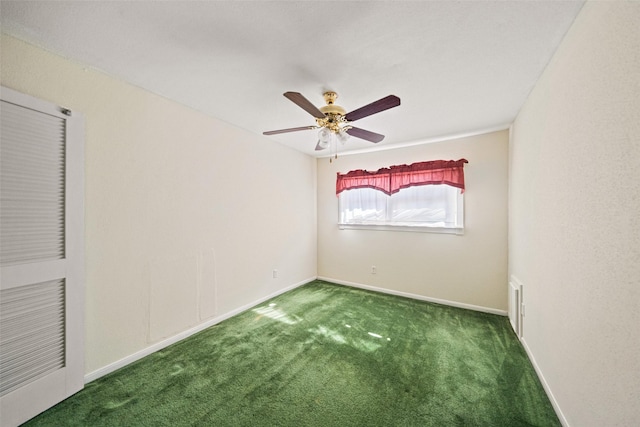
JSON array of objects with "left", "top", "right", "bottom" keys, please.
[
  {"left": 520, "top": 337, "right": 569, "bottom": 427},
  {"left": 317, "top": 276, "right": 508, "bottom": 316},
  {"left": 84, "top": 276, "right": 315, "bottom": 384}
]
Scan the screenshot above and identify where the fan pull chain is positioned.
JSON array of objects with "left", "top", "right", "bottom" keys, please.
[
  {"left": 329, "top": 136, "right": 334, "bottom": 163},
  {"left": 329, "top": 136, "right": 339, "bottom": 162}
]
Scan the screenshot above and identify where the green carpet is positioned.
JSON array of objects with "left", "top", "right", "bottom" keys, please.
[{"left": 24, "top": 280, "right": 560, "bottom": 426}]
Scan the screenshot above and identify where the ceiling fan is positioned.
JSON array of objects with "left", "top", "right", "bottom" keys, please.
[{"left": 263, "top": 91, "right": 401, "bottom": 152}]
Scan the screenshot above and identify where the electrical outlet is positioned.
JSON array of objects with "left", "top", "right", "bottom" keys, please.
[
  {"left": 371, "top": 266, "right": 377, "bottom": 275},
  {"left": 273, "top": 269, "right": 278, "bottom": 279}
]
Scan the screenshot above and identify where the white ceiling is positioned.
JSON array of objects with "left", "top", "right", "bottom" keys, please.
[{"left": 0, "top": 1, "right": 584, "bottom": 157}]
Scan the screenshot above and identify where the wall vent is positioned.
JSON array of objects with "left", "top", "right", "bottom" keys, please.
[{"left": 508, "top": 276, "right": 523, "bottom": 338}]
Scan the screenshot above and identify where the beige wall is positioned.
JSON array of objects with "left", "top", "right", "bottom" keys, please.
[
  {"left": 317, "top": 130, "right": 509, "bottom": 312},
  {"left": 509, "top": 2, "right": 640, "bottom": 425},
  {"left": 0, "top": 34, "right": 317, "bottom": 374}
]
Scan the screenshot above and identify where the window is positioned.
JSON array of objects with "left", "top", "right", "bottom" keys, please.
[{"left": 336, "top": 159, "right": 467, "bottom": 233}]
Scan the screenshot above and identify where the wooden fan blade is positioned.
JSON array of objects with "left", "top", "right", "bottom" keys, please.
[
  {"left": 345, "top": 95, "right": 400, "bottom": 122},
  {"left": 346, "top": 126, "right": 385, "bottom": 143},
  {"left": 284, "top": 92, "right": 326, "bottom": 118},
  {"left": 263, "top": 126, "right": 316, "bottom": 135}
]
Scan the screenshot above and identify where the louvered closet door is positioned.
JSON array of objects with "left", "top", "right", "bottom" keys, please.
[{"left": 0, "top": 87, "right": 84, "bottom": 427}]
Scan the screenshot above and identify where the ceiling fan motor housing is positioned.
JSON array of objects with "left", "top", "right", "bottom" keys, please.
[
  {"left": 317, "top": 92, "right": 348, "bottom": 132},
  {"left": 320, "top": 91, "right": 347, "bottom": 116}
]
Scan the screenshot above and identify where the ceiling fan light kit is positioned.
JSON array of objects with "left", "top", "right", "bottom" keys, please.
[{"left": 264, "top": 91, "right": 400, "bottom": 160}]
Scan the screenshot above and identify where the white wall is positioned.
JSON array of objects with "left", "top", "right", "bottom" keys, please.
[
  {"left": 317, "top": 130, "right": 509, "bottom": 312},
  {"left": 509, "top": 2, "right": 640, "bottom": 425},
  {"left": 0, "top": 34, "right": 317, "bottom": 375}
]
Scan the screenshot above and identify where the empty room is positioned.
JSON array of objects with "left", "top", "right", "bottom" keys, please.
[{"left": 0, "top": 1, "right": 638, "bottom": 426}]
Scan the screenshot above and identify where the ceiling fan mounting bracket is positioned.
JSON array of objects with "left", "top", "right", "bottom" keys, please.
[{"left": 323, "top": 91, "right": 338, "bottom": 105}]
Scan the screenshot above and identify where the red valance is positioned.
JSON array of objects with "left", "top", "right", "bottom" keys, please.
[{"left": 336, "top": 159, "right": 469, "bottom": 196}]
